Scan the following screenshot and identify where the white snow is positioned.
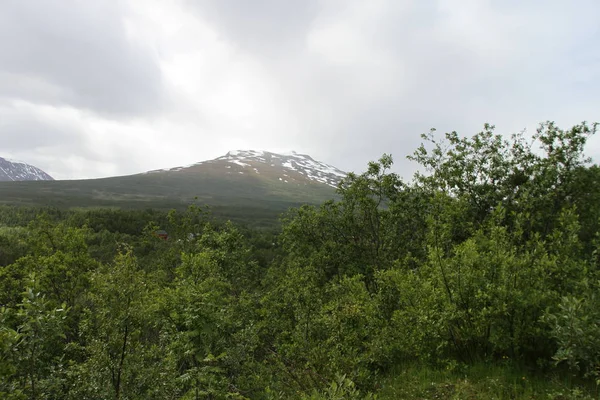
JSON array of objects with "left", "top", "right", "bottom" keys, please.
[
  {"left": 282, "top": 161, "right": 294, "bottom": 169},
  {"left": 230, "top": 159, "right": 250, "bottom": 167},
  {"left": 144, "top": 149, "right": 346, "bottom": 188},
  {"left": 220, "top": 149, "right": 347, "bottom": 187},
  {"left": 0, "top": 158, "right": 53, "bottom": 181}
]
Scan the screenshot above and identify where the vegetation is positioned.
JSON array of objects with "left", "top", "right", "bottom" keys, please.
[
  {"left": 1, "top": 121, "right": 600, "bottom": 399},
  {"left": 0, "top": 159, "right": 338, "bottom": 228}
]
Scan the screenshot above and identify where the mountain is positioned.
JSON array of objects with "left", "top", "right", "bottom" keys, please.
[
  {"left": 0, "top": 157, "right": 53, "bottom": 181},
  {"left": 149, "top": 150, "right": 346, "bottom": 188},
  {"left": 0, "top": 150, "right": 345, "bottom": 226}
]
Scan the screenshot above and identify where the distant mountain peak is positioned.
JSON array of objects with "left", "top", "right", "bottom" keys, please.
[
  {"left": 0, "top": 157, "right": 53, "bottom": 181},
  {"left": 215, "top": 150, "right": 346, "bottom": 188},
  {"left": 148, "top": 150, "right": 346, "bottom": 188}
]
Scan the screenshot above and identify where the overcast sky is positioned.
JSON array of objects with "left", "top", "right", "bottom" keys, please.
[{"left": 1, "top": 0, "right": 599, "bottom": 180}]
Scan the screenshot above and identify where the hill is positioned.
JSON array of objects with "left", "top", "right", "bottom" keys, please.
[{"left": 0, "top": 150, "right": 344, "bottom": 226}]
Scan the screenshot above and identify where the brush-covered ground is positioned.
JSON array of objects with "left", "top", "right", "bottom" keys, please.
[{"left": 1, "top": 122, "right": 599, "bottom": 399}]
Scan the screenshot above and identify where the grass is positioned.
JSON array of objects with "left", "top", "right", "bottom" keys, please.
[{"left": 376, "top": 363, "right": 598, "bottom": 399}]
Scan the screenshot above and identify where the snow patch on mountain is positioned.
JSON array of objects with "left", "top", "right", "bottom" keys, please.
[
  {"left": 0, "top": 157, "right": 54, "bottom": 181},
  {"left": 147, "top": 150, "right": 347, "bottom": 188},
  {"left": 216, "top": 150, "right": 346, "bottom": 187}
]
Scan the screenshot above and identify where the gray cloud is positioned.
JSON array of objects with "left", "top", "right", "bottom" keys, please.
[
  {"left": 0, "top": 0, "right": 165, "bottom": 116},
  {"left": 212, "top": 0, "right": 600, "bottom": 176},
  {"left": 188, "top": 0, "right": 319, "bottom": 55},
  {"left": 0, "top": 101, "right": 86, "bottom": 151},
  {"left": 0, "top": 0, "right": 599, "bottom": 180}
]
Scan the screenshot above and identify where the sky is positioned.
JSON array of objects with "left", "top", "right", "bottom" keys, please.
[{"left": 1, "top": 0, "right": 599, "bottom": 180}]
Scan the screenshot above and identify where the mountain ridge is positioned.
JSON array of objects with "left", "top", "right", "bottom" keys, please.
[
  {"left": 0, "top": 150, "right": 343, "bottom": 226},
  {"left": 0, "top": 157, "right": 53, "bottom": 181},
  {"left": 147, "top": 150, "right": 346, "bottom": 188}
]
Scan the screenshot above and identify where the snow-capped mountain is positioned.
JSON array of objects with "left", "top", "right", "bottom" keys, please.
[
  {"left": 0, "top": 157, "right": 53, "bottom": 181},
  {"left": 150, "top": 150, "right": 347, "bottom": 188},
  {"left": 0, "top": 150, "right": 341, "bottom": 223}
]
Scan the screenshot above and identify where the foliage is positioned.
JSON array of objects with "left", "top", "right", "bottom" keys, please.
[
  {"left": 0, "top": 121, "right": 599, "bottom": 398},
  {"left": 377, "top": 363, "right": 597, "bottom": 399}
]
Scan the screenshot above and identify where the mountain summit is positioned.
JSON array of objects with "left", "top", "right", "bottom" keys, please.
[
  {"left": 0, "top": 157, "right": 53, "bottom": 181},
  {"left": 0, "top": 150, "right": 342, "bottom": 224},
  {"left": 150, "top": 150, "right": 347, "bottom": 188}
]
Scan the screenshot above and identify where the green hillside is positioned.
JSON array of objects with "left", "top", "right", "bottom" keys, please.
[{"left": 0, "top": 154, "right": 340, "bottom": 226}]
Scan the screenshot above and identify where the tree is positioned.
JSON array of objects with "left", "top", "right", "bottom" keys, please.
[
  {"left": 0, "top": 280, "right": 68, "bottom": 399},
  {"left": 281, "top": 155, "right": 405, "bottom": 287},
  {"left": 76, "top": 246, "right": 159, "bottom": 399}
]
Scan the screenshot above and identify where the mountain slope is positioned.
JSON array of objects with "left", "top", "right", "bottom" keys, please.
[
  {"left": 0, "top": 150, "right": 344, "bottom": 225},
  {"left": 151, "top": 150, "right": 346, "bottom": 188},
  {"left": 0, "top": 157, "right": 53, "bottom": 181}
]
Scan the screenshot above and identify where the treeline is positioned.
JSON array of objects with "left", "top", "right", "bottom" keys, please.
[{"left": 1, "top": 122, "right": 600, "bottom": 399}]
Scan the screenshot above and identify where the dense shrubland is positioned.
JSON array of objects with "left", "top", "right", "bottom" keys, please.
[{"left": 1, "top": 122, "right": 600, "bottom": 399}]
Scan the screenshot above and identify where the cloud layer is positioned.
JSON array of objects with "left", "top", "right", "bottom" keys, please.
[{"left": 1, "top": 0, "right": 599, "bottom": 179}]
